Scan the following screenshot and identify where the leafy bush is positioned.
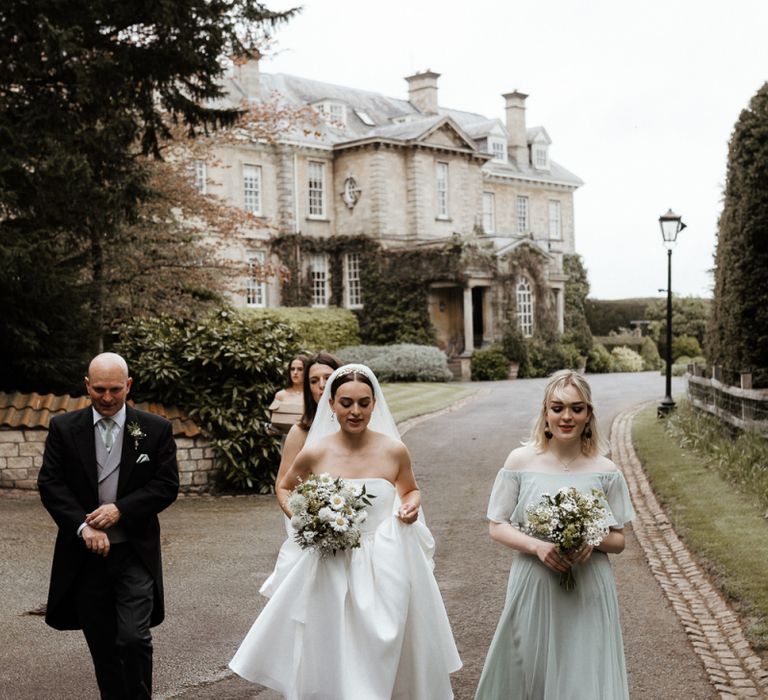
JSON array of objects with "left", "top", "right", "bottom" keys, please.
[
  {"left": 587, "top": 343, "right": 612, "bottom": 373},
  {"left": 501, "top": 327, "right": 528, "bottom": 363},
  {"left": 672, "top": 334, "right": 702, "bottom": 362},
  {"left": 115, "top": 309, "right": 299, "bottom": 492},
  {"left": 522, "top": 339, "right": 582, "bottom": 378},
  {"left": 640, "top": 336, "right": 662, "bottom": 371},
  {"left": 610, "top": 346, "right": 644, "bottom": 372},
  {"left": 470, "top": 344, "right": 510, "bottom": 381},
  {"left": 336, "top": 344, "right": 452, "bottom": 382},
  {"left": 245, "top": 307, "right": 359, "bottom": 351}
]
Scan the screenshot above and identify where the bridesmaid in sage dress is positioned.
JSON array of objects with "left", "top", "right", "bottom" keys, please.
[{"left": 476, "top": 370, "right": 634, "bottom": 700}]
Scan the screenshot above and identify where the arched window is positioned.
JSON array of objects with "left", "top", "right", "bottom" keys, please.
[{"left": 516, "top": 277, "right": 534, "bottom": 338}]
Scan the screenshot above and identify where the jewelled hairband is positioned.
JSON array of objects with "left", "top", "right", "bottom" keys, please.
[{"left": 335, "top": 364, "right": 373, "bottom": 380}]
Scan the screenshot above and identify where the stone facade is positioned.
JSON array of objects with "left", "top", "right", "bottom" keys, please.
[
  {"left": 0, "top": 428, "right": 219, "bottom": 494},
  {"left": 0, "top": 428, "right": 46, "bottom": 490},
  {"left": 200, "top": 64, "right": 583, "bottom": 354},
  {"left": 175, "top": 435, "right": 220, "bottom": 492}
]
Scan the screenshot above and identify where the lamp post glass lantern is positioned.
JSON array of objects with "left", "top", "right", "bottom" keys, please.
[{"left": 658, "top": 209, "right": 686, "bottom": 417}]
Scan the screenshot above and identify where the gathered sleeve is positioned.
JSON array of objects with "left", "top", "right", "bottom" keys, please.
[
  {"left": 599, "top": 471, "right": 635, "bottom": 528},
  {"left": 487, "top": 469, "right": 522, "bottom": 523}
]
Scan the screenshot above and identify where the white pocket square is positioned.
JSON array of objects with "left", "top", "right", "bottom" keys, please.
[{"left": 136, "top": 454, "right": 150, "bottom": 463}]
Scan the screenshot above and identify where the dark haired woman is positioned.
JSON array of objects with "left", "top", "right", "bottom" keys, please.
[
  {"left": 266, "top": 355, "right": 307, "bottom": 439},
  {"left": 475, "top": 370, "right": 633, "bottom": 699},
  {"left": 230, "top": 364, "right": 461, "bottom": 699},
  {"left": 273, "top": 351, "right": 340, "bottom": 497}
]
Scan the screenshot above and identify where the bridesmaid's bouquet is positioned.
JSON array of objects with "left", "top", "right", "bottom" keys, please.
[
  {"left": 286, "top": 473, "right": 375, "bottom": 557},
  {"left": 524, "top": 487, "right": 609, "bottom": 590}
]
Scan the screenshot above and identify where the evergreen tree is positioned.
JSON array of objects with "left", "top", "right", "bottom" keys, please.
[
  {"left": 562, "top": 254, "right": 593, "bottom": 354},
  {"left": 707, "top": 82, "right": 768, "bottom": 383},
  {"left": 0, "top": 1, "right": 297, "bottom": 391}
]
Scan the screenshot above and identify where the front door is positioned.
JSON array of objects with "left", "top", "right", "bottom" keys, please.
[
  {"left": 472, "top": 287, "right": 485, "bottom": 349},
  {"left": 428, "top": 287, "right": 464, "bottom": 356}
]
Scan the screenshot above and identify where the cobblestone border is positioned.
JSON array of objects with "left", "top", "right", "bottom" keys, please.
[{"left": 612, "top": 406, "right": 768, "bottom": 699}]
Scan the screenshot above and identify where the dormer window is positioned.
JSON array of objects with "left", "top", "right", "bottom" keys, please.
[
  {"left": 354, "top": 109, "right": 375, "bottom": 126},
  {"left": 489, "top": 138, "right": 507, "bottom": 163},
  {"left": 533, "top": 143, "right": 549, "bottom": 169},
  {"left": 392, "top": 114, "right": 420, "bottom": 125},
  {"left": 313, "top": 101, "right": 347, "bottom": 128}
]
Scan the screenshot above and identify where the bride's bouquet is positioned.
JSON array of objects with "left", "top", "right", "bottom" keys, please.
[
  {"left": 286, "top": 473, "right": 375, "bottom": 557},
  {"left": 524, "top": 486, "right": 609, "bottom": 590}
]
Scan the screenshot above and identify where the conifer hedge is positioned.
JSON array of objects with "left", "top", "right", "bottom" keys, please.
[{"left": 707, "top": 82, "right": 768, "bottom": 386}]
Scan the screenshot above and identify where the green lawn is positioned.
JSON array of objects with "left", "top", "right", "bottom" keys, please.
[
  {"left": 633, "top": 406, "right": 768, "bottom": 649},
  {"left": 381, "top": 382, "right": 478, "bottom": 424}
]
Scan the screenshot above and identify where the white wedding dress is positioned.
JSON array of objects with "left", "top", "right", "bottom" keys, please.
[{"left": 230, "top": 477, "right": 461, "bottom": 699}]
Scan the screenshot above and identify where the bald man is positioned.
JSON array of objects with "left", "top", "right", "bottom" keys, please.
[{"left": 38, "top": 352, "right": 179, "bottom": 699}]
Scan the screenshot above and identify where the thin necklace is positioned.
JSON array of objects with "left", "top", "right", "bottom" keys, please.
[{"left": 553, "top": 452, "right": 580, "bottom": 471}]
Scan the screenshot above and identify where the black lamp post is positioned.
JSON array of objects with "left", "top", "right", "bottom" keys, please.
[{"left": 658, "top": 209, "right": 686, "bottom": 417}]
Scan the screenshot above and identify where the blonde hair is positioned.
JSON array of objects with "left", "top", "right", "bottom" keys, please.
[{"left": 528, "top": 370, "right": 605, "bottom": 456}]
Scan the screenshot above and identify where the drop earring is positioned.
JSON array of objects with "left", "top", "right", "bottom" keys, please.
[
  {"left": 583, "top": 423, "right": 592, "bottom": 439},
  {"left": 331, "top": 413, "right": 336, "bottom": 423},
  {"left": 544, "top": 424, "right": 553, "bottom": 439}
]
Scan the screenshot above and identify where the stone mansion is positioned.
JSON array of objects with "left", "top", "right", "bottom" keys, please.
[{"left": 197, "top": 58, "right": 583, "bottom": 356}]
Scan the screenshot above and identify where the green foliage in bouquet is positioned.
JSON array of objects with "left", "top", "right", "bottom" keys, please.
[{"left": 525, "top": 487, "right": 609, "bottom": 590}]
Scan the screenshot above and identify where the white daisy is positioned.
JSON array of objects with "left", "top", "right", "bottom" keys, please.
[
  {"left": 329, "top": 494, "right": 346, "bottom": 510},
  {"left": 331, "top": 515, "right": 349, "bottom": 532}
]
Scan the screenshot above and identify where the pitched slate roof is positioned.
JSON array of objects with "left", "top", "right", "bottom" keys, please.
[
  {"left": 221, "top": 69, "right": 582, "bottom": 188},
  {"left": 0, "top": 392, "right": 201, "bottom": 437}
]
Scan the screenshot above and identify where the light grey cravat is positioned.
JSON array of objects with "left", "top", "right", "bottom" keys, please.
[{"left": 98, "top": 418, "right": 115, "bottom": 452}]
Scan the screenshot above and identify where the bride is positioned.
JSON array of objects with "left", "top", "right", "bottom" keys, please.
[{"left": 229, "top": 364, "right": 462, "bottom": 699}]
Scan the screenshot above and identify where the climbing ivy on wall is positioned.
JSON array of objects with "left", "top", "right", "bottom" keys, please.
[
  {"left": 496, "top": 245, "right": 558, "bottom": 341},
  {"left": 270, "top": 234, "right": 555, "bottom": 346},
  {"left": 270, "top": 234, "right": 465, "bottom": 345}
]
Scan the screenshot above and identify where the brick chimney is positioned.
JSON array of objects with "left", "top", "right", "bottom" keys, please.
[
  {"left": 235, "top": 50, "right": 261, "bottom": 100},
  {"left": 503, "top": 91, "right": 529, "bottom": 167},
  {"left": 405, "top": 70, "right": 441, "bottom": 116}
]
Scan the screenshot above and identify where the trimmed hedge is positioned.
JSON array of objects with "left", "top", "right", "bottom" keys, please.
[
  {"left": 585, "top": 298, "right": 657, "bottom": 335},
  {"left": 707, "top": 83, "right": 768, "bottom": 382},
  {"left": 336, "top": 344, "right": 452, "bottom": 382},
  {"left": 245, "top": 307, "right": 360, "bottom": 351}
]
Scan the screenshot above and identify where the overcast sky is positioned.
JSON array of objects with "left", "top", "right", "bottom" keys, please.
[{"left": 263, "top": 0, "right": 768, "bottom": 300}]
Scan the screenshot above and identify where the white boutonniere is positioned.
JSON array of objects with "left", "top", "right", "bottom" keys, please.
[{"left": 127, "top": 421, "right": 146, "bottom": 450}]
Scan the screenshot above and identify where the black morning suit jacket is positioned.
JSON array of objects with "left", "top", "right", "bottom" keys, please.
[{"left": 38, "top": 404, "right": 179, "bottom": 630}]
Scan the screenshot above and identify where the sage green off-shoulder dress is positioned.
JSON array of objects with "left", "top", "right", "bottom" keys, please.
[{"left": 475, "top": 469, "right": 634, "bottom": 700}]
